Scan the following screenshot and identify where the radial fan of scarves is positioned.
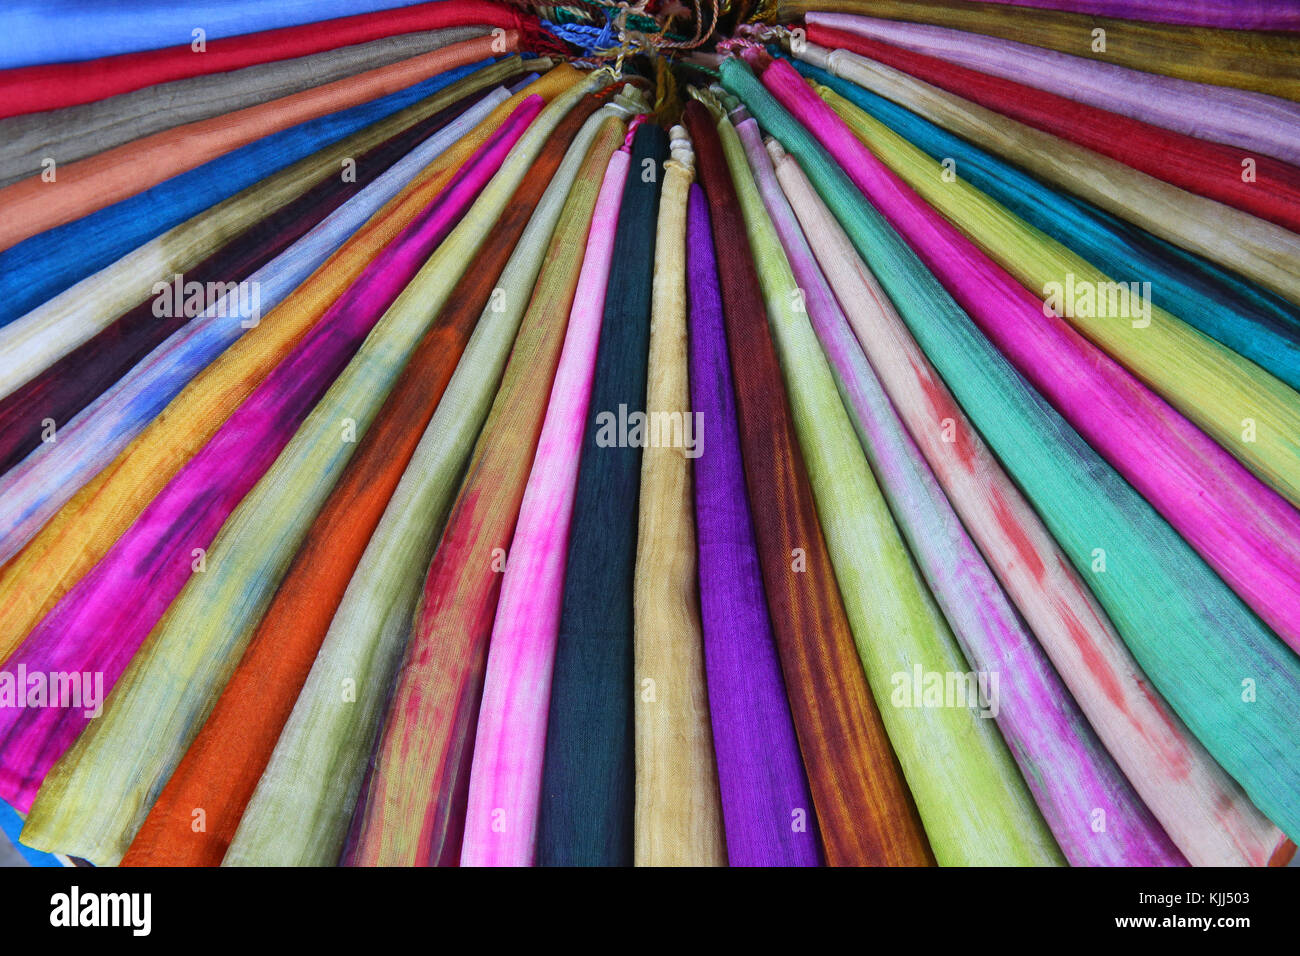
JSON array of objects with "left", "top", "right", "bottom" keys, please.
[
  {"left": 706, "top": 98, "right": 1060, "bottom": 866},
  {"left": 0, "top": 89, "right": 508, "bottom": 570},
  {"left": 0, "top": 70, "right": 574, "bottom": 665},
  {"left": 790, "top": 58, "right": 1300, "bottom": 402},
  {"left": 534, "top": 122, "right": 665, "bottom": 867},
  {"left": 0, "top": 27, "right": 490, "bottom": 189},
  {"left": 684, "top": 179, "right": 816, "bottom": 867},
  {"left": 817, "top": 89, "right": 1300, "bottom": 523},
  {"left": 229, "top": 104, "right": 630, "bottom": 868},
  {"left": 0, "top": 1, "right": 526, "bottom": 118},
  {"left": 741, "top": 123, "right": 1180, "bottom": 866},
  {"left": 0, "top": 56, "right": 504, "bottom": 327},
  {"left": 786, "top": 47, "right": 1300, "bottom": 307},
  {"left": 120, "top": 88, "right": 611, "bottom": 870},
  {"left": 760, "top": 58, "right": 1300, "bottom": 657},
  {"left": 683, "top": 101, "right": 931, "bottom": 867},
  {"left": 0, "top": 0, "right": 436, "bottom": 68},
  {"left": 0, "top": 103, "right": 534, "bottom": 814},
  {"left": 804, "top": 15, "right": 1300, "bottom": 167},
  {"left": 0, "top": 34, "right": 519, "bottom": 254},
  {"left": 776, "top": 0, "right": 1300, "bottom": 100},
  {"left": 771, "top": 152, "right": 1285, "bottom": 866},
  {"left": 965, "top": 0, "right": 1300, "bottom": 30},
  {"left": 0, "top": 85, "right": 500, "bottom": 480},
  {"left": 804, "top": 24, "right": 1300, "bottom": 234},
  {"left": 18, "top": 99, "right": 554, "bottom": 866},
  {"left": 632, "top": 136, "right": 729, "bottom": 868},
  {"left": 459, "top": 128, "right": 632, "bottom": 869},
  {"left": 725, "top": 56, "right": 1300, "bottom": 848},
  {"left": 0, "top": 58, "right": 520, "bottom": 387}
]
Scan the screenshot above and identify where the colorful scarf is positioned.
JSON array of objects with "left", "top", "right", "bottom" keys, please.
[
  {"left": 633, "top": 139, "right": 729, "bottom": 868},
  {"left": 769, "top": 145, "right": 1284, "bottom": 866},
  {"left": 804, "top": 21, "right": 1300, "bottom": 234},
  {"left": 791, "top": 56, "right": 1300, "bottom": 398},
  {"left": 537, "top": 122, "right": 667, "bottom": 867},
  {"left": 0, "top": 1, "right": 526, "bottom": 118},
  {"left": 792, "top": 44, "right": 1300, "bottom": 306},
  {"left": 726, "top": 55, "right": 1300, "bottom": 848},
  {"left": 227, "top": 103, "right": 630, "bottom": 868},
  {"left": 0, "top": 71, "right": 573, "bottom": 665},
  {"left": 740, "top": 117, "right": 1179, "bottom": 866},
  {"left": 0, "top": 99, "right": 537, "bottom": 814},
  {"left": 805, "top": 13, "right": 1300, "bottom": 166},
  {"left": 118, "top": 84, "right": 611, "bottom": 871},
  {"left": 707, "top": 94, "right": 1061, "bottom": 865},
  {"left": 0, "top": 86, "right": 509, "bottom": 568},
  {"left": 0, "top": 34, "right": 517, "bottom": 253},
  {"left": 685, "top": 99, "right": 933, "bottom": 867},
  {"left": 764, "top": 58, "right": 1300, "bottom": 655},
  {"left": 460, "top": 122, "right": 634, "bottom": 868},
  {"left": 0, "top": 27, "right": 491, "bottom": 189},
  {"left": 0, "top": 56, "right": 501, "bottom": 326},
  {"left": 0, "top": 83, "right": 502, "bottom": 477},
  {"left": 777, "top": 0, "right": 1300, "bottom": 99}
]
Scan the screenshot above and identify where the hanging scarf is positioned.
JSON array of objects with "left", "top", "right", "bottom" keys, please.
[
  {"left": 683, "top": 171, "right": 817, "bottom": 867},
  {"left": 229, "top": 105, "right": 631, "bottom": 868},
  {"left": 633, "top": 138, "right": 729, "bottom": 868},
  {"left": 0, "top": 34, "right": 518, "bottom": 254},
  {"left": 0, "top": 55, "right": 502, "bottom": 326},
  {"left": 0, "top": 85, "right": 510, "bottom": 568},
  {"left": 707, "top": 96, "right": 1061, "bottom": 865},
  {"left": 805, "top": 13, "right": 1300, "bottom": 166},
  {"left": 816, "top": 83, "right": 1300, "bottom": 521},
  {"left": 0, "top": 83, "right": 502, "bottom": 477},
  {"left": 0, "top": 1, "right": 527, "bottom": 119},
  {"left": 776, "top": 0, "right": 1300, "bottom": 99},
  {"left": 0, "top": 27, "right": 492, "bottom": 189},
  {"left": 0, "top": 99, "right": 539, "bottom": 815},
  {"left": 740, "top": 117, "right": 1179, "bottom": 865},
  {"left": 18, "top": 88, "right": 593, "bottom": 865},
  {"left": 536, "top": 122, "right": 667, "bottom": 866},
  {"left": 460, "top": 121, "right": 634, "bottom": 868},
  {"left": 684, "top": 99, "right": 932, "bottom": 867},
  {"left": 725, "top": 55, "right": 1300, "bottom": 849},
  {"left": 762, "top": 57, "right": 1300, "bottom": 655},
  {"left": 769, "top": 145, "right": 1284, "bottom": 866},
  {"left": 0, "top": 58, "right": 517, "bottom": 385},
  {"left": 791, "top": 44, "right": 1300, "bottom": 307},
  {"left": 791, "top": 57, "right": 1300, "bottom": 398},
  {"left": 0, "top": 69, "right": 579, "bottom": 665},
  {"left": 118, "top": 87, "right": 612, "bottom": 869},
  {"left": 805, "top": 21, "right": 1300, "bottom": 233}
]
